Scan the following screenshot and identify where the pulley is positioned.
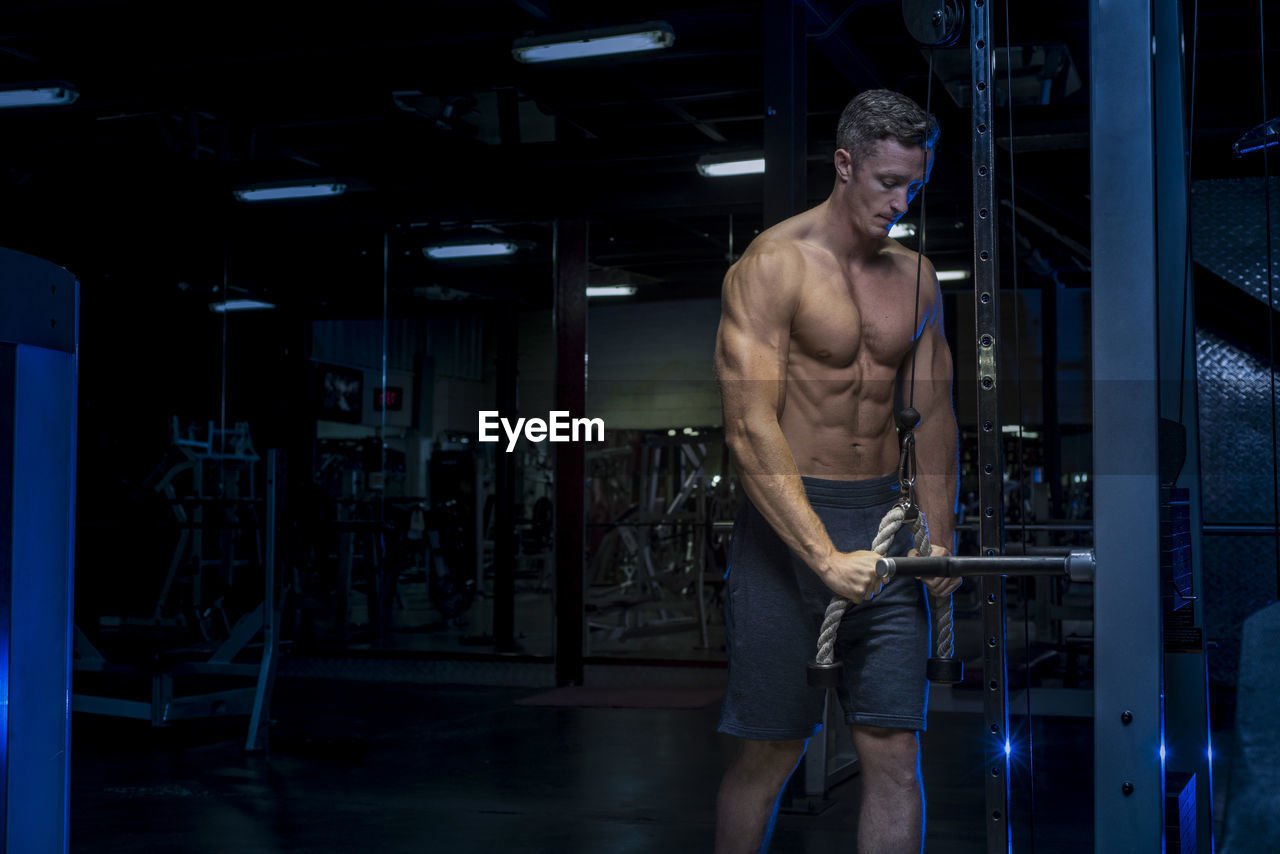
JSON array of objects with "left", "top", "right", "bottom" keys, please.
[{"left": 901, "top": 0, "right": 965, "bottom": 47}]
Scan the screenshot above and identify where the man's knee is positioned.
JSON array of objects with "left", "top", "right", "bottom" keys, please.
[
  {"left": 734, "top": 737, "right": 808, "bottom": 783},
  {"left": 850, "top": 726, "right": 920, "bottom": 789}
]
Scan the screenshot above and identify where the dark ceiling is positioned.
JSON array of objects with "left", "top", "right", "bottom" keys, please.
[{"left": 0, "top": 0, "right": 1273, "bottom": 316}]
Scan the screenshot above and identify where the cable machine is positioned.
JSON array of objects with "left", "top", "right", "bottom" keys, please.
[{"left": 887, "top": 0, "right": 1216, "bottom": 850}]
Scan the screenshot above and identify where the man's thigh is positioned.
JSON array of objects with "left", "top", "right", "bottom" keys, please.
[{"left": 835, "top": 574, "right": 930, "bottom": 731}]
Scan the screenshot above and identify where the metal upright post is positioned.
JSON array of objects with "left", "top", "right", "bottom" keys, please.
[
  {"left": 246, "top": 449, "right": 282, "bottom": 754},
  {"left": 553, "top": 218, "right": 588, "bottom": 686},
  {"left": 0, "top": 248, "right": 78, "bottom": 854},
  {"left": 493, "top": 306, "right": 518, "bottom": 652},
  {"left": 763, "top": 0, "right": 806, "bottom": 228},
  {"left": 1154, "top": 0, "right": 1212, "bottom": 850},
  {"left": 1041, "top": 279, "right": 1064, "bottom": 520},
  {"left": 1090, "top": 0, "right": 1165, "bottom": 849},
  {"left": 970, "top": 3, "right": 1011, "bottom": 851}
]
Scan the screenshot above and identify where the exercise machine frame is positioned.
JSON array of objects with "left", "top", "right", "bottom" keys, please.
[
  {"left": 891, "top": 1, "right": 1212, "bottom": 850},
  {"left": 0, "top": 247, "right": 79, "bottom": 853}
]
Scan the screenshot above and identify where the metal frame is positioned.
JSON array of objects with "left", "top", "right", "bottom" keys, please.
[
  {"left": 763, "top": 0, "right": 807, "bottom": 229},
  {"left": 962, "top": 0, "right": 1168, "bottom": 846},
  {"left": 1154, "top": 0, "right": 1214, "bottom": 848},
  {"left": 969, "top": 3, "right": 1013, "bottom": 849},
  {"left": 0, "top": 247, "right": 79, "bottom": 854},
  {"left": 1090, "top": 0, "right": 1165, "bottom": 847},
  {"left": 72, "top": 449, "right": 282, "bottom": 748},
  {"left": 245, "top": 449, "right": 282, "bottom": 752},
  {"left": 553, "top": 217, "right": 588, "bottom": 687},
  {"left": 921, "top": 2, "right": 1175, "bottom": 849}
]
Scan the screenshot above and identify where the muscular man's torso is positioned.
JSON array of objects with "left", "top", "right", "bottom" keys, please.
[{"left": 758, "top": 211, "right": 930, "bottom": 481}]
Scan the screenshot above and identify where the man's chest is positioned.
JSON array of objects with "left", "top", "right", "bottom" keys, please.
[{"left": 790, "top": 267, "right": 920, "bottom": 370}]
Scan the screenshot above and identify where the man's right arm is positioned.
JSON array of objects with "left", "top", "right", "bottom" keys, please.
[{"left": 715, "top": 246, "right": 879, "bottom": 602}]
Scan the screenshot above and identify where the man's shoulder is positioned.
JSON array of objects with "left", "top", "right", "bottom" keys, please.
[
  {"left": 729, "top": 232, "right": 808, "bottom": 283},
  {"left": 720, "top": 230, "right": 811, "bottom": 322},
  {"left": 732, "top": 211, "right": 829, "bottom": 277}
]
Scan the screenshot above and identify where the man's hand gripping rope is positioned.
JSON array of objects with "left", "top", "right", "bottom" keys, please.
[{"left": 805, "top": 408, "right": 964, "bottom": 687}]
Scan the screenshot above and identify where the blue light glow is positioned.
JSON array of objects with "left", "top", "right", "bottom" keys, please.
[
  {"left": 1160, "top": 742, "right": 1167, "bottom": 763},
  {"left": 1004, "top": 739, "right": 1011, "bottom": 757},
  {"left": 234, "top": 183, "right": 346, "bottom": 202},
  {"left": 0, "top": 85, "right": 79, "bottom": 109},
  {"left": 209, "top": 299, "right": 275, "bottom": 312},
  {"left": 514, "top": 29, "right": 674, "bottom": 63},
  {"left": 424, "top": 242, "right": 518, "bottom": 260}
]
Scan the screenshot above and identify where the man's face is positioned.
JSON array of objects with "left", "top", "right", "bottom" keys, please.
[{"left": 838, "top": 138, "right": 933, "bottom": 238}]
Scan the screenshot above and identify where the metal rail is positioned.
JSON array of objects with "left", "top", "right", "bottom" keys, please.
[
  {"left": 876, "top": 550, "right": 1096, "bottom": 582},
  {"left": 968, "top": 3, "right": 1012, "bottom": 850}
]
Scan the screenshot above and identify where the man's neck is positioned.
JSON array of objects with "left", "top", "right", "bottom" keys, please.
[{"left": 816, "top": 191, "right": 882, "bottom": 264}]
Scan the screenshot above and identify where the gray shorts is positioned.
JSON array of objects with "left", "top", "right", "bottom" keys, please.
[{"left": 718, "top": 475, "right": 929, "bottom": 740}]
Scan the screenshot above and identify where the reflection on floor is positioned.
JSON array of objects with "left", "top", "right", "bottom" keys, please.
[{"left": 70, "top": 675, "right": 1167, "bottom": 854}]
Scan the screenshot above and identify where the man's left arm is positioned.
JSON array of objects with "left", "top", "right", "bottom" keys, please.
[{"left": 905, "top": 262, "right": 961, "bottom": 597}]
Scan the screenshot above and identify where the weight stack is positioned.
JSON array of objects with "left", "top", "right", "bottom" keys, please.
[
  {"left": 1164, "top": 771, "right": 1196, "bottom": 854},
  {"left": 1161, "top": 486, "right": 1193, "bottom": 613}
]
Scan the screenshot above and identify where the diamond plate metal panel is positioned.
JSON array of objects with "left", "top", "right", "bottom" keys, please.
[
  {"left": 1196, "top": 328, "right": 1278, "bottom": 524},
  {"left": 1191, "top": 178, "right": 1280, "bottom": 308},
  {"left": 1195, "top": 326, "right": 1280, "bottom": 686}
]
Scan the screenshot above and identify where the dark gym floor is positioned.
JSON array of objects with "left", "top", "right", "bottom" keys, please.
[{"left": 69, "top": 670, "right": 1111, "bottom": 854}]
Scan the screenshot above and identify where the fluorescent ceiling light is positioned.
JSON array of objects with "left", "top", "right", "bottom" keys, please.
[
  {"left": 936, "top": 269, "right": 970, "bottom": 281},
  {"left": 513, "top": 22, "right": 674, "bottom": 63},
  {"left": 424, "top": 242, "right": 518, "bottom": 260},
  {"left": 234, "top": 182, "right": 346, "bottom": 202},
  {"left": 0, "top": 84, "right": 79, "bottom": 109},
  {"left": 587, "top": 286, "right": 637, "bottom": 298},
  {"left": 697, "top": 157, "right": 765, "bottom": 177},
  {"left": 210, "top": 299, "right": 275, "bottom": 313},
  {"left": 889, "top": 223, "right": 917, "bottom": 239}
]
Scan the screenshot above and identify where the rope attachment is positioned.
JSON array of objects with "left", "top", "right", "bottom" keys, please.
[
  {"left": 806, "top": 407, "right": 964, "bottom": 687},
  {"left": 807, "top": 503, "right": 933, "bottom": 686}
]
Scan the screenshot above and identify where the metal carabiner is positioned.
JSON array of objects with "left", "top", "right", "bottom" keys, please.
[{"left": 895, "top": 406, "right": 922, "bottom": 515}]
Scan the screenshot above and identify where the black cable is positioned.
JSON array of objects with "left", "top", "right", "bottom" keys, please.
[
  {"left": 219, "top": 241, "right": 229, "bottom": 495},
  {"left": 1262, "top": 0, "right": 1279, "bottom": 599},
  {"left": 1002, "top": 2, "right": 1034, "bottom": 849},
  {"left": 909, "top": 48, "right": 935, "bottom": 410},
  {"left": 382, "top": 229, "right": 390, "bottom": 526}
]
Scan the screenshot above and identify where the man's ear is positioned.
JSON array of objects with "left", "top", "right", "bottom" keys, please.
[{"left": 834, "top": 148, "right": 854, "bottom": 182}]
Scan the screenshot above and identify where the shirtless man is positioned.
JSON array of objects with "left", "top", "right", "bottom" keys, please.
[{"left": 713, "top": 89, "right": 961, "bottom": 853}]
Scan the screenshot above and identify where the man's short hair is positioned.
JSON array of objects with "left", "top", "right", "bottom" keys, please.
[{"left": 836, "top": 89, "right": 940, "bottom": 168}]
